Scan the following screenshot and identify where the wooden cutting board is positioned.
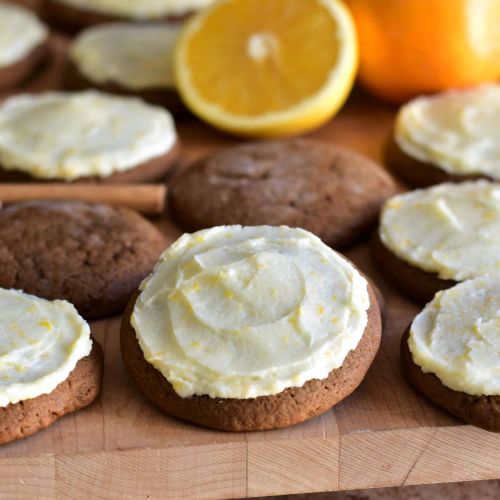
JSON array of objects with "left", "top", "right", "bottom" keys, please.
[{"left": 0, "top": 18, "right": 499, "bottom": 500}]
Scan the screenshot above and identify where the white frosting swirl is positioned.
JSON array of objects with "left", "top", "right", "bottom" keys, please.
[
  {"left": 70, "top": 23, "right": 180, "bottom": 90},
  {"left": 396, "top": 85, "right": 500, "bottom": 180},
  {"left": 0, "top": 289, "right": 92, "bottom": 407},
  {"left": 132, "top": 225, "right": 370, "bottom": 399},
  {"left": 409, "top": 276, "right": 500, "bottom": 396},
  {"left": 380, "top": 181, "right": 500, "bottom": 281},
  {"left": 0, "top": 91, "right": 177, "bottom": 180},
  {"left": 0, "top": 2, "right": 48, "bottom": 68},
  {"left": 53, "top": 0, "right": 215, "bottom": 18}
]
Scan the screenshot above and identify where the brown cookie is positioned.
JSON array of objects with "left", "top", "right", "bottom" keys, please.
[
  {"left": 169, "top": 139, "right": 398, "bottom": 249},
  {"left": 401, "top": 327, "right": 500, "bottom": 432},
  {"left": 371, "top": 232, "right": 455, "bottom": 304},
  {"left": 0, "top": 40, "right": 49, "bottom": 91},
  {"left": 41, "top": 0, "right": 189, "bottom": 33},
  {"left": 0, "top": 201, "right": 166, "bottom": 319},
  {"left": 384, "top": 136, "right": 491, "bottom": 188},
  {"left": 120, "top": 284, "right": 382, "bottom": 432},
  {"left": 64, "top": 60, "right": 187, "bottom": 116},
  {"left": 0, "top": 140, "right": 180, "bottom": 184},
  {"left": 0, "top": 340, "right": 103, "bottom": 446}
]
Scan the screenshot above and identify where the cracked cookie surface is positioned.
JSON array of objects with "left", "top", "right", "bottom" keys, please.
[
  {"left": 0, "top": 201, "right": 166, "bottom": 319},
  {"left": 169, "top": 139, "right": 397, "bottom": 248}
]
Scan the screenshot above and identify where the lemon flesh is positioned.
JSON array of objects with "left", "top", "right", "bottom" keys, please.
[{"left": 175, "top": 0, "right": 358, "bottom": 137}]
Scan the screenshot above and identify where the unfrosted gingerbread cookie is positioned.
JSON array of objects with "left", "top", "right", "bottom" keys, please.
[
  {"left": 170, "top": 139, "right": 397, "bottom": 248},
  {"left": 0, "top": 201, "right": 166, "bottom": 319}
]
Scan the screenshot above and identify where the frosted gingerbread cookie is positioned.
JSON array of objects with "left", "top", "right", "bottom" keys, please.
[
  {"left": 401, "top": 276, "right": 500, "bottom": 432},
  {"left": 0, "top": 289, "right": 103, "bottom": 445},
  {"left": 67, "top": 23, "right": 183, "bottom": 111},
  {"left": 386, "top": 85, "right": 500, "bottom": 186},
  {"left": 373, "top": 181, "right": 500, "bottom": 303},
  {"left": 121, "top": 225, "right": 382, "bottom": 431},
  {"left": 0, "top": 91, "right": 179, "bottom": 183}
]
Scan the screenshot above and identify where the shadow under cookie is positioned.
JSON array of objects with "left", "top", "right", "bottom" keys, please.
[
  {"left": 0, "top": 40, "right": 49, "bottom": 91},
  {"left": 41, "top": 0, "right": 190, "bottom": 33},
  {"left": 384, "top": 137, "right": 492, "bottom": 188},
  {"left": 64, "top": 61, "right": 186, "bottom": 116},
  {"left": 120, "top": 285, "right": 382, "bottom": 432},
  {"left": 401, "top": 327, "right": 500, "bottom": 432},
  {"left": 0, "top": 341, "right": 103, "bottom": 446},
  {"left": 371, "top": 232, "right": 456, "bottom": 304}
]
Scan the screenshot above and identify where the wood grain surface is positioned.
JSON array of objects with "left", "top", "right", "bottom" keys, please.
[{"left": 0, "top": 5, "right": 499, "bottom": 498}]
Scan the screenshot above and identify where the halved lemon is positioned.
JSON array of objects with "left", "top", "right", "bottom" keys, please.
[{"left": 174, "top": 0, "right": 358, "bottom": 137}]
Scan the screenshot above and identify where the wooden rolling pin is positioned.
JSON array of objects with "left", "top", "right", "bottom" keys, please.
[{"left": 0, "top": 184, "right": 167, "bottom": 215}]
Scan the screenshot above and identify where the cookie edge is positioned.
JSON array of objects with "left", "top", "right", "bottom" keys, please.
[
  {"left": 371, "top": 231, "right": 455, "bottom": 304},
  {"left": 64, "top": 59, "right": 187, "bottom": 115},
  {"left": 0, "top": 139, "right": 180, "bottom": 184},
  {"left": 0, "top": 39, "right": 49, "bottom": 91},
  {"left": 0, "top": 201, "right": 168, "bottom": 320},
  {"left": 401, "top": 326, "right": 500, "bottom": 432},
  {"left": 41, "top": 0, "right": 189, "bottom": 33},
  {"left": 169, "top": 139, "right": 398, "bottom": 248},
  {"left": 0, "top": 339, "right": 104, "bottom": 446},
  {"left": 120, "top": 283, "right": 382, "bottom": 432},
  {"left": 384, "top": 136, "right": 492, "bottom": 188}
]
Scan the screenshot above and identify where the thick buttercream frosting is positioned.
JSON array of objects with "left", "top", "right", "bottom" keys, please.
[
  {"left": 70, "top": 23, "right": 180, "bottom": 90},
  {"left": 0, "top": 2, "right": 48, "bottom": 68},
  {"left": 409, "top": 276, "right": 500, "bottom": 396},
  {"left": 53, "top": 0, "right": 215, "bottom": 19},
  {"left": 0, "top": 289, "right": 92, "bottom": 407},
  {"left": 396, "top": 85, "right": 500, "bottom": 180},
  {"left": 380, "top": 181, "right": 500, "bottom": 281},
  {"left": 132, "top": 225, "right": 370, "bottom": 399},
  {"left": 0, "top": 91, "right": 177, "bottom": 180}
]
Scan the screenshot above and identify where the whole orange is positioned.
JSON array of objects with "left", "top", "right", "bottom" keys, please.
[{"left": 346, "top": 0, "right": 500, "bottom": 102}]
